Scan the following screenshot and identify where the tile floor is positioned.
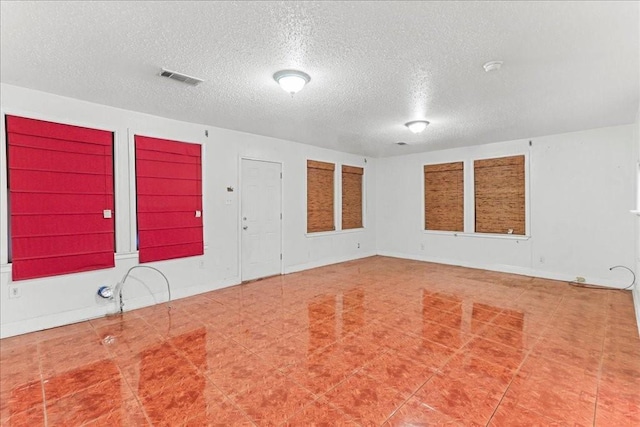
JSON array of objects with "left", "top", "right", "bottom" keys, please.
[{"left": 1, "top": 256, "right": 639, "bottom": 426}]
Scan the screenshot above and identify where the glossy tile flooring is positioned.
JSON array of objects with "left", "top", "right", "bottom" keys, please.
[{"left": 1, "top": 256, "right": 639, "bottom": 426}]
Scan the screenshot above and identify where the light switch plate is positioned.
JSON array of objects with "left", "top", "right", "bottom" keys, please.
[
  {"left": 195, "top": 210, "right": 202, "bottom": 218},
  {"left": 103, "top": 209, "right": 112, "bottom": 218}
]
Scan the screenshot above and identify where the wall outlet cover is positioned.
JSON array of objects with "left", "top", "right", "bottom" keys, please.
[{"left": 9, "top": 285, "right": 21, "bottom": 299}]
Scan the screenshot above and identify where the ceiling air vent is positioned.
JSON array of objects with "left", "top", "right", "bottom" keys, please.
[{"left": 159, "top": 68, "right": 204, "bottom": 86}]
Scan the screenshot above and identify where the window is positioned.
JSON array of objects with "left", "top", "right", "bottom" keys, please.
[
  {"left": 6, "top": 115, "right": 115, "bottom": 280},
  {"left": 341, "top": 165, "right": 363, "bottom": 230},
  {"left": 474, "top": 155, "right": 525, "bottom": 235},
  {"left": 635, "top": 160, "right": 640, "bottom": 213},
  {"left": 307, "top": 160, "right": 335, "bottom": 233},
  {"left": 135, "top": 135, "right": 203, "bottom": 263},
  {"left": 424, "top": 162, "right": 464, "bottom": 232}
]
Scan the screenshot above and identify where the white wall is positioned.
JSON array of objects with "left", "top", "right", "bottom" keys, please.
[
  {"left": 0, "top": 83, "right": 376, "bottom": 338},
  {"left": 1, "top": 82, "right": 637, "bottom": 339},
  {"left": 376, "top": 125, "right": 636, "bottom": 289},
  {"left": 633, "top": 108, "right": 640, "bottom": 334}
]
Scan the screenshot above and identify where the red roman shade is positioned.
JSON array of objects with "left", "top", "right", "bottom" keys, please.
[
  {"left": 135, "top": 135, "right": 203, "bottom": 263},
  {"left": 7, "top": 115, "right": 115, "bottom": 281}
]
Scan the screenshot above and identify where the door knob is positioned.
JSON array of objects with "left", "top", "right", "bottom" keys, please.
[{"left": 243, "top": 226, "right": 248, "bottom": 230}]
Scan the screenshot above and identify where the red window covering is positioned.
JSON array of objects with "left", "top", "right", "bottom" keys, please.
[
  {"left": 6, "top": 115, "right": 115, "bottom": 281},
  {"left": 135, "top": 135, "right": 203, "bottom": 263}
]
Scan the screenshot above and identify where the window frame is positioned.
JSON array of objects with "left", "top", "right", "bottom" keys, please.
[
  {"left": 341, "top": 164, "right": 364, "bottom": 231},
  {"left": 306, "top": 159, "right": 336, "bottom": 234},
  {"left": 133, "top": 134, "right": 204, "bottom": 263},
  {"left": 305, "top": 160, "right": 367, "bottom": 237},
  {"left": 423, "top": 161, "right": 464, "bottom": 232},
  {"left": 633, "top": 160, "right": 640, "bottom": 215},
  {"left": 473, "top": 154, "right": 527, "bottom": 236},
  {"left": 422, "top": 152, "right": 530, "bottom": 240},
  {"left": 127, "top": 129, "right": 207, "bottom": 256},
  {"left": 4, "top": 113, "right": 117, "bottom": 280}
]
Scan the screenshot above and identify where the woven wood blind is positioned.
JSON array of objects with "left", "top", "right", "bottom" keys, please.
[
  {"left": 307, "top": 160, "right": 335, "bottom": 233},
  {"left": 342, "top": 165, "right": 363, "bottom": 230},
  {"left": 424, "top": 162, "right": 464, "bottom": 232},
  {"left": 474, "top": 155, "right": 525, "bottom": 235}
]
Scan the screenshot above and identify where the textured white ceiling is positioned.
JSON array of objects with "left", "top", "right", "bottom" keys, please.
[{"left": 1, "top": 1, "right": 638, "bottom": 157}]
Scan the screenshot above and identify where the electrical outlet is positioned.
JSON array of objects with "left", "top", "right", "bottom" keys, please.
[
  {"left": 575, "top": 276, "right": 586, "bottom": 283},
  {"left": 357, "top": 242, "right": 360, "bottom": 249},
  {"left": 420, "top": 244, "right": 425, "bottom": 251},
  {"left": 198, "top": 260, "right": 205, "bottom": 269},
  {"left": 539, "top": 256, "right": 545, "bottom": 264},
  {"left": 9, "top": 285, "right": 21, "bottom": 299}
]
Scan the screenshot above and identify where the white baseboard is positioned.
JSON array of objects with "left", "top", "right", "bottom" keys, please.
[
  {"left": 376, "top": 251, "right": 631, "bottom": 290},
  {"left": 0, "top": 305, "right": 110, "bottom": 339},
  {"left": 120, "top": 276, "right": 241, "bottom": 312},
  {"left": 0, "top": 276, "right": 240, "bottom": 339},
  {"left": 284, "top": 251, "right": 377, "bottom": 274},
  {"left": 3, "top": 251, "right": 635, "bottom": 339}
]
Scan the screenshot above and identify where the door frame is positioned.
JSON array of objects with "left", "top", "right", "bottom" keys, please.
[{"left": 238, "top": 156, "right": 284, "bottom": 281}]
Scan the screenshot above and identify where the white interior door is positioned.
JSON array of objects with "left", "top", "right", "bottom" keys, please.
[{"left": 241, "top": 159, "right": 282, "bottom": 281}]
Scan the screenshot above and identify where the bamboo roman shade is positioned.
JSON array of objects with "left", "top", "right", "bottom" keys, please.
[
  {"left": 474, "top": 155, "right": 525, "bottom": 235},
  {"left": 135, "top": 135, "right": 204, "bottom": 263},
  {"left": 7, "top": 115, "right": 115, "bottom": 280},
  {"left": 307, "top": 160, "right": 335, "bottom": 233},
  {"left": 424, "top": 162, "right": 464, "bottom": 232},
  {"left": 342, "top": 165, "right": 363, "bottom": 230}
]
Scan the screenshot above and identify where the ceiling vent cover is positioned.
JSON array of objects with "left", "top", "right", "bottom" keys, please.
[{"left": 159, "top": 68, "right": 204, "bottom": 86}]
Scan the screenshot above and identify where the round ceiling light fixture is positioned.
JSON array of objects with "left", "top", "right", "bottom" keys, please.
[
  {"left": 273, "top": 69, "right": 311, "bottom": 95},
  {"left": 405, "top": 120, "right": 430, "bottom": 134},
  {"left": 483, "top": 61, "right": 503, "bottom": 72}
]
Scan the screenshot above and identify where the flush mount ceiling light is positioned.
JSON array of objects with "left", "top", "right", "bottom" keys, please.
[
  {"left": 483, "top": 61, "right": 503, "bottom": 72},
  {"left": 404, "top": 120, "right": 430, "bottom": 134},
  {"left": 273, "top": 69, "right": 311, "bottom": 95}
]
